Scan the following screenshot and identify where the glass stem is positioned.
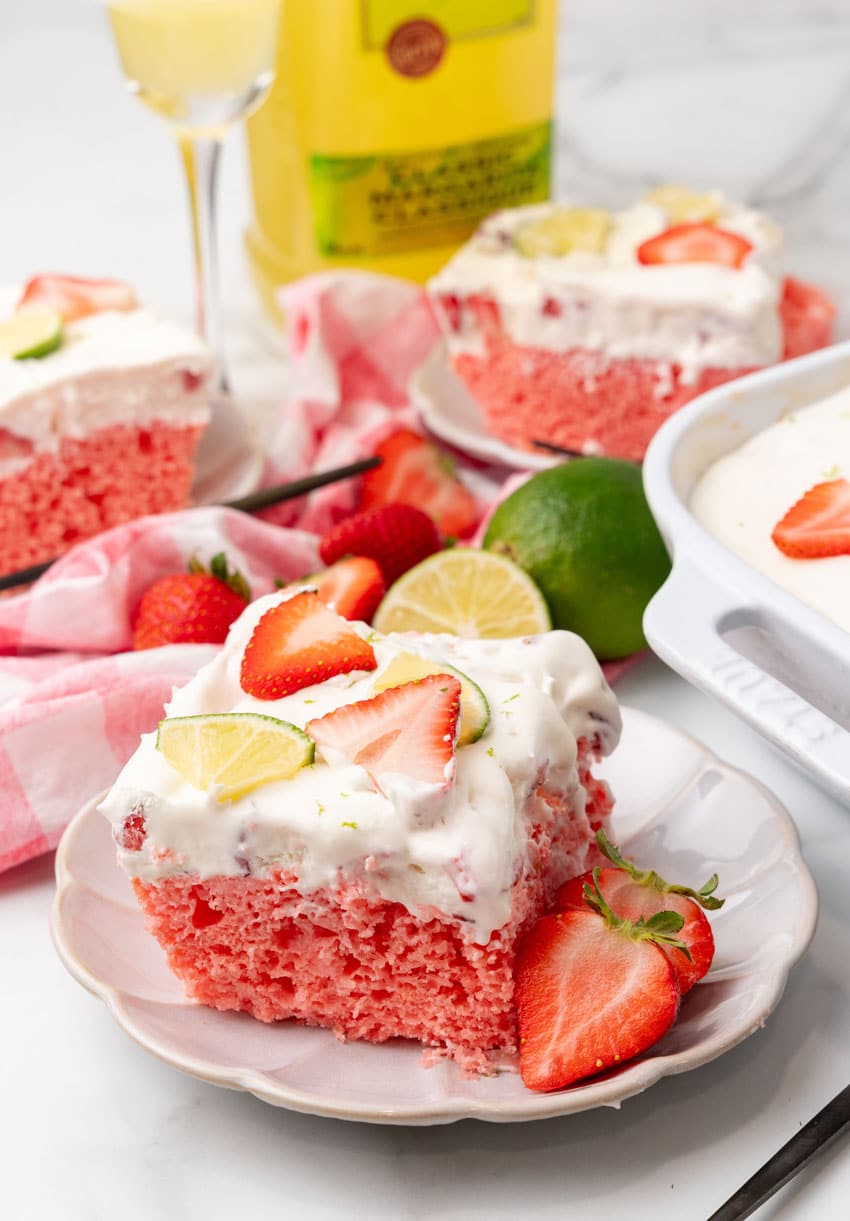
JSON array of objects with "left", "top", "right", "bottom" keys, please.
[{"left": 178, "top": 134, "right": 229, "bottom": 396}]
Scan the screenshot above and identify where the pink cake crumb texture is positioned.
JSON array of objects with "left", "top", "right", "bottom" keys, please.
[
  {"left": 131, "top": 745, "right": 613, "bottom": 1072},
  {"left": 449, "top": 277, "right": 835, "bottom": 463},
  {"left": 0, "top": 420, "right": 204, "bottom": 577}
]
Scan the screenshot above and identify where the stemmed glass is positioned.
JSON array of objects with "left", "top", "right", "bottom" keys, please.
[{"left": 105, "top": 0, "right": 281, "bottom": 398}]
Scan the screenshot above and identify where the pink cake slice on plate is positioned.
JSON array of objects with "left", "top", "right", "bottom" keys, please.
[
  {"left": 428, "top": 188, "right": 835, "bottom": 462},
  {"left": 99, "top": 591, "right": 621, "bottom": 1072},
  {"left": 0, "top": 276, "right": 211, "bottom": 577}
]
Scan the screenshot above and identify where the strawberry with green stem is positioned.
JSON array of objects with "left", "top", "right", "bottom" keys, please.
[
  {"left": 555, "top": 829, "right": 723, "bottom": 993},
  {"left": 516, "top": 869, "right": 687, "bottom": 1091},
  {"left": 132, "top": 553, "right": 250, "bottom": 650}
]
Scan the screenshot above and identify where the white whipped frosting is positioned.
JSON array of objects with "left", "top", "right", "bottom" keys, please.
[
  {"left": 690, "top": 381, "right": 850, "bottom": 631},
  {"left": 0, "top": 285, "right": 210, "bottom": 455},
  {"left": 99, "top": 590, "right": 621, "bottom": 942},
  {"left": 429, "top": 199, "right": 784, "bottom": 383}
]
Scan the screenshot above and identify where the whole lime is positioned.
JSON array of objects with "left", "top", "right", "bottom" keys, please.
[{"left": 482, "top": 458, "right": 670, "bottom": 659}]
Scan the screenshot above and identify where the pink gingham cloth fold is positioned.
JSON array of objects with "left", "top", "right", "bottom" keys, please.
[
  {"left": 259, "top": 272, "right": 447, "bottom": 532},
  {"left": 0, "top": 508, "right": 320, "bottom": 873}
]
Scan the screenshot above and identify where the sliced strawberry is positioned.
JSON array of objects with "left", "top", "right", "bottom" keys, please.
[
  {"left": 636, "top": 222, "right": 753, "bottom": 269},
  {"left": 240, "top": 591, "right": 377, "bottom": 700},
  {"left": 309, "top": 557, "right": 386, "bottom": 623},
  {"left": 360, "top": 430, "right": 480, "bottom": 538},
  {"left": 515, "top": 907, "right": 680, "bottom": 1091},
  {"left": 319, "top": 503, "right": 442, "bottom": 585},
  {"left": 555, "top": 831, "right": 721, "bottom": 993},
  {"left": 771, "top": 478, "right": 850, "bottom": 559},
  {"left": 132, "top": 554, "right": 250, "bottom": 650},
  {"left": 555, "top": 867, "right": 714, "bottom": 994},
  {"left": 307, "top": 673, "right": 461, "bottom": 791},
  {"left": 18, "top": 274, "right": 138, "bottom": 322}
]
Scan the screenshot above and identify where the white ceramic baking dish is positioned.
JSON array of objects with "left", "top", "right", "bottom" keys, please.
[{"left": 643, "top": 339, "right": 850, "bottom": 805}]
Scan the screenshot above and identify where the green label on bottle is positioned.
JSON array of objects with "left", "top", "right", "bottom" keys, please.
[{"left": 308, "top": 121, "right": 552, "bottom": 258}]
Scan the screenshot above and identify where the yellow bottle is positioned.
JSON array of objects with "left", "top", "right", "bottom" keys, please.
[{"left": 246, "top": 0, "right": 559, "bottom": 319}]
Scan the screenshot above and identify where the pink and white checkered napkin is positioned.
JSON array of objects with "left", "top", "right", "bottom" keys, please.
[
  {"left": 0, "top": 507, "right": 320, "bottom": 874},
  {"left": 258, "top": 271, "right": 480, "bottom": 532}
]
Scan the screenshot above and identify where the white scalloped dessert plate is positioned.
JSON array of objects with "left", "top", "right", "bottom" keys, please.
[
  {"left": 50, "top": 706, "right": 816, "bottom": 1125},
  {"left": 411, "top": 350, "right": 559, "bottom": 472}
]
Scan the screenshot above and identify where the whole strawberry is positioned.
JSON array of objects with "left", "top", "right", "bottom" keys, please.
[
  {"left": 318, "top": 503, "right": 442, "bottom": 585},
  {"left": 132, "top": 553, "right": 250, "bottom": 650}
]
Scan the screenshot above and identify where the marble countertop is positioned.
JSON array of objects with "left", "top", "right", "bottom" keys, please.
[{"left": 3, "top": 2, "right": 850, "bottom": 1218}]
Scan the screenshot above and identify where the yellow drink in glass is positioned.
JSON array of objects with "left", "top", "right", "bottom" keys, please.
[
  {"left": 108, "top": 0, "right": 280, "bottom": 135},
  {"left": 105, "top": 0, "right": 281, "bottom": 389}
]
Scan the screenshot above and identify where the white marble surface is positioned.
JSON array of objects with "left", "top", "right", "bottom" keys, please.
[{"left": 3, "top": 2, "right": 850, "bottom": 1218}]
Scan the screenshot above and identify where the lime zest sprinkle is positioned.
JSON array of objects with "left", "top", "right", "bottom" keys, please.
[
  {"left": 341, "top": 820, "right": 358, "bottom": 830},
  {"left": 316, "top": 801, "right": 325, "bottom": 816},
  {"left": 503, "top": 692, "right": 520, "bottom": 703},
  {"left": 486, "top": 746, "right": 495, "bottom": 757}
]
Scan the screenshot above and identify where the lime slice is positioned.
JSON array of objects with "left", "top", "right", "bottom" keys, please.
[
  {"left": 643, "top": 185, "right": 722, "bottom": 224},
  {"left": 372, "top": 550, "right": 551, "bottom": 640},
  {"left": 156, "top": 712, "right": 314, "bottom": 802},
  {"left": 514, "top": 208, "right": 611, "bottom": 258},
  {"left": 374, "top": 651, "right": 490, "bottom": 745},
  {"left": 0, "top": 308, "right": 63, "bottom": 360}
]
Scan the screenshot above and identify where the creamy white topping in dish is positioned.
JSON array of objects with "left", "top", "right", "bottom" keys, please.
[
  {"left": 99, "top": 591, "right": 621, "bottom": 942},
  {"left": 429, "top": 198, "right": 784, "bottom": 382},
  {"left": 690, "top": 381, "right": 850, "bottom": 631}
]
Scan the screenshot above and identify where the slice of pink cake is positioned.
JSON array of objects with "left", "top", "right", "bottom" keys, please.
[
  {"left": 0, "top": 275, "right": 211, "bottom": 577},
  {"left": 99, "top": 590, "right": 621, "bottom": 1071},
  {"left": 429, "top": 189, "right": 835, "bottom": 462}
]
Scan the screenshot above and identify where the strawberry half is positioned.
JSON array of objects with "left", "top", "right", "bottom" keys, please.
[
  {"left": 132, "top": 553, "right": 250, "bottom": 650},
  {"left": 319, "top": 503, "right": 442, "bottom": 585},
  {"left": 771, "top": 478, "right": 850, "bottom": 559},
  {"left": 307, "top": 673, "right": 461, "bottom": 791},
  {"left": 556, "top": 870, "right": 714, "bottom": 994},
  {"left": 240, "top": 591, "right": 377, "bottom": 700},
  {"left": 18, "top": 274, "right": 138, "bottom": 322},
  {"left": 515, "top": 892, "right": 681, "bottom": 1092},
  {"left": 554, "top": 831, "right": 722, "bottom": 994},
  {"left": 309, "top": 556, "right": 386, "bottom": 623},
  {"left": 360, "top": 430, "right": 480, "bottom": 538},
  {"left": 636, "top": 222, "right": 753, "bottom": 268}
]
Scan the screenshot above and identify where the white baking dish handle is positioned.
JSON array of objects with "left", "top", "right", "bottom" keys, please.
[{"left": 644, "top": 559, "right": 850, "bottom": 801}]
